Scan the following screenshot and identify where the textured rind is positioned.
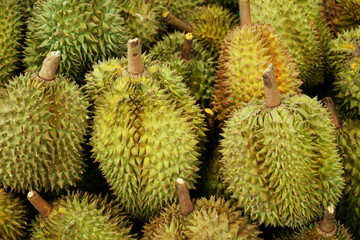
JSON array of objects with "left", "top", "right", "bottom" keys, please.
[
  {"left": 330, "top": 27, "right": 360, "bottom": 118},
  {"left": 158, "top": 0, "right": 205, "bottom": 21},
  {"left": 149, "top": 32, "right": 216, "bottom": 108},
  {"left": 91, "top": 65, "right": 203, "bottom": 220},
  {"left": 188, "top": 5, "right": 239, "bottom": 58},
  {"left": 220, "top": 95, "right": 345, "bottom": 228},
  {"left": 0, "top": 0, "right": 23, "bottom": 86},
  {"left": 31, "top": 192, "right": 136, "bottom": 239},
  {"left": 142, "top": 196, "right": 262, "bottom": 239},
  {"left": 212, "top": 24, "right": 302, "bottom": 122},
  {"left": 336, "top": 119, "right": 360, "bottom": 237},
  {"left": 0, "top": 72, "right": 89, "bottom": 192},
  {"left": 24, "top": 0, "right": 127, "bottom": 81},
  {"left": 0, "top": 189, "right": 28, "bottom": 240},
  {"left": 251, "top": 0, "right": 330, "bottom": 88}
]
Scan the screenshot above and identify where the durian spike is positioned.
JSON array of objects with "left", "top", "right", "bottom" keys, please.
[
  {"left": 27, "top": 190, "right": 53, "bottom": 218},
  {"left": 323, "top": 97, "right": 341, "bottom": 129},
  {"left": 316, "top": 205, "right": 337, "bottom": 236},
  {"left": 239, "top": 0, "right": 251, "bottom": 26},
  {"left": 181, "top": 33, "right": 193, "bottom": 61},
  {"left": 127, "top": 39, "right": 145, "bottom": 76},
  {"left": 162, "top": 11, "right": 193, "bottom": 33},
  {"left": 176, "top": 178, "right": 194, "bottom": 216},
  {"left": 263, "top": 63, "right": 281, "bottom": 108},
  {"left": 38, "top": 51, "right": 61, "bottom": 81}
]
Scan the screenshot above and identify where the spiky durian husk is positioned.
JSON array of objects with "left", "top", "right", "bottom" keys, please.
[
  {"left": 212, "top": 24, "right": 302, "bottom": 122},
  {"left": 336, "top": 119, "right": 360, "bottom": 236},
  {"left": 188, "top": 5, "right": 238, "bottom": 58},
  {"left": 31, "top": 192, "right": 136, "bottom": 239},
  {"left": 149, "top": 32, "right": 216, "bottom": 108},
  {"left": 0, "top": 189, "right": 28, "bottom": 240},
  {"left": 330, "top": 27, "right": 360, "bottom": 118},
  {"left": 24, "top": 0, "right": 126, "bottom": 81},
  {"left": 142, "top": 196, "right": 262, "bottom": 239},
  {"left": 0, "top": 72, "right": 89, "bottom": 192},
  {"left": 220, "top": 94, "right": 345, "bottom": 228},
  {"left": 158, "top": 0, "right": 205, "bottom": 21},
  {"left": 0, "top": 0, "right": 23, "bottom": 86},
  {"left": 251, "top": 0, "right": 330, "bottom": 88}
]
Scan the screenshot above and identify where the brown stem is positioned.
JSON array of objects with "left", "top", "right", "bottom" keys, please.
[
  {"left": 239, "top": 0, "right": 251, "bottom": 26},
  {"left": 162, "top": 11, "right": 193, "bottom": 33},
  {"left": 323, "top": 97, "right": 341, "bottom": 129},
  {"left": 316, "top": 205, "right": 337, "bottom": 236},
  {"left": 263, "top": 63, "right": 281, "bottom": 108},
  {"left": 181, "top": 33, "right": 193, "bottom": 61},
  {"left": 355, "top": 44, "right": 360, "bottom": 57},
  {"left": 38, "top": 51, "right": 61, "bottom": 81},
  {"left": 176, "top": 178, "right": 194, "bottom": 216},
  {"left": 27, "top": 190, "right": 53, "bottom": 218},
  {"left": 127, "top": 38, "right": 145, "bottom": 76}
]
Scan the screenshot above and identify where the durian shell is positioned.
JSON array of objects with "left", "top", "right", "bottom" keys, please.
[{"left": 157, "top": 0, "right": 205, "bottom": 21}]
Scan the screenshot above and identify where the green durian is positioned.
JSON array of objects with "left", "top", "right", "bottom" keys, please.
[
  {"left": 251, "top": 0, "right": 332, "bottom": 87},
  {"left": 219, "top": 65, "right": 345, "bottom": 228},
  {"left": 149, "top": 32, "right": 216, "bottom": 108},
  {"left": 0, "top": 0, "right": 23, "bottom": 86},
  {"left": 90, "top": 39, "right": 204, "bottom": 221},
  {"left": 0, "top": 189, "right": 28, "bottom": 240},
  {"left": 158, "top": 0, "right": 205, "bottom": 21},
  {"left": 329, "top": 27, "right": 360, "bottom": 119},
  {"left": 142, "top": 179, "right": 261, "bottom": 239},
  {"left": 0, "top": 52, "right": 89, "bottom": 192},
  {"left": 24, "top": 0, "right": 127, "bottom": 81},
  {"left": 212, "top": 24, "right": 302, "bottom": 122},
  {"left": 28, "top": 191, "right": 136, "bottom": 239}
]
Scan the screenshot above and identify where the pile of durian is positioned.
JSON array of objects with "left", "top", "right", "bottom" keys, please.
[{"left": 0, "top": 0, "right": 359, "bottom": 239}]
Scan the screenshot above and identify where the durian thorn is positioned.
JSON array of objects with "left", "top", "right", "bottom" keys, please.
[
  {"left": 181, "top": 33, "right": 193, "bottom": 61},
  {"left": 126, "top": 38, "right": 145, "bottom": 76},
  {"left": 263, "top": 63, "right": 280, "bottom": 108},
  {"left": 163, "top": 11, "right": 193, "bottom": 33},
  {"left": 322, "top": 97, "right": 341, "bottom": 129},
  {"left": 316, "top": 205, "right": 337, "bottom": 236},
  {"left": 38, "top": 51, "right": 61, "bottom": 81},
  {"left": 239, "top": 0, "right": 251, "bottom": 26},
  {"left": 27, "top": 190, "right": 53, "bottom": 218},
  {"left": 176, "top": 178, "right": 194, "bottom": 216}
]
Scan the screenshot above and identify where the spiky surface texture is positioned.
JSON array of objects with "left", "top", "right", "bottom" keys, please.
[
  {"left": 149, "top": 32, "right": 216, "bottom": 107},
  {"left": 188, "top": 5, "right": 238, "bottom": 58},
  {"left": 212, "top": 24, "right": 302, "bottom": 122},
  {"left": 330, "top": 28, "right": 360, "bottom": 119},
  {"left": 220, "top": 95, "right": 345, "bottom": 228},
  {"left": 158, "top": 0, "right": 205, "bottom": 21},
  {"left": 0, "top": 189, "right": 28, "bottom": 240},
  {"left": 24, "top": 0, "right": 126, "bottom": 81},
  {"left": 0, "top": 0, "right": 23, "bottom": 86},
  {"left": 336, "top": 119, "right": 360, "bottom": 236},
  {"left": 251, "top": 0, "right": 331, "bottom": 88},
  {"left": 0, "top": 73, "right": 89, "bottom": 192},
  {"left": 142, "top": 197, "right": 262, "bottom": 239},
  {"left": 91, "top": 62, "right": 205, "bottom": 220},
  {"left": 31, "top": 192, "right": 136, "bottom": 239}
]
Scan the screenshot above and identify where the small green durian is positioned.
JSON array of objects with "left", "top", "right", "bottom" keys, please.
[
  {"left": 28, "top": 191, "right": 136, "bottom": 239},
  {"left": 24, "top": 0, "right": 127, "bottom": 81},
  {"left": 0, "top": 189, "right": 28, "bottom": 240},
  {"left": 142, "top": 178, "right": 262, "bottom": 239},
  {"left": 0, "top": 51, "right": 89, "bottom": 193},
  {"left": 219, "top": 64, "right": 345, "bottom": 228}
]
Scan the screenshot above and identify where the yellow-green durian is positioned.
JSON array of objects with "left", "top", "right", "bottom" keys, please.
[
  {"left": 0, "top": 189, "right": 28, "bottom": 240},
  {"left": 24, "top": 0, "right": 127, "bottom": 81}
]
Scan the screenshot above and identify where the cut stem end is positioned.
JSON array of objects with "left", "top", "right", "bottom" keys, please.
[
  {"left": 323, "top": 97, "right": 341, "bottom": 129},
  {"left": 239, "top": 0, "right": 252, "bottom": 26},
  {"left": 163, "top": 11, "right": 193, "bottom": 33},
  {"left": 126, "top": 38, "right": 145, "bottom": 76},
  {"left": 316, "top": 205, "right": 337, "bottom": 236},
  {"left": 176, "top": 178, "right": 194, "bottom": 216},
  {"left": 263, "top": 63, "right": 281, "bottom": 108},
  {"left": 27, "top": 190, "right": 53, "bottom": 218},
  {"left": 181, "top": 33, "right": 193, "bottom": 61},
  {"left": 38, "top": 51, "right": 61, "bottom": 81}
]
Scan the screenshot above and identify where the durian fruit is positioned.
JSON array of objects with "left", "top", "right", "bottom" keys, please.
[
  {"left": 251, "top": 0, "right": 332, "bottom": 88},
  {"left": 28, "top": 190, "right": 136, "bottom": 239},
  {"left": 322, "top": 0, "right": 360, "bottom": 33},
  {"left": 90, "top": 39, "right": 205, "bottom": 221},
  {"left": 24, "top": 0, "right": 127, "bottom": 81},
  {"left": 0, "top": 189, "right": 28, "bottom": 240},
  {"left": 142, "top": 178, "right": 262, "bottom": 239},
  {"left": 158, "top": 0, "right": 205, "bottom": 21},
  {"left": 149, "top": 32, "right": 216, "bottom": 108},
  {"left": 0, "top": 51, "right": 89, "bottom": 192},
  {"left": 329, "top": 27, "right": 360, "bottom": 119},
  {"left": 219, "top": 64, "right": 345, "bottom": 228},
  {"left": 0, "top": 0, "right": 23, "bottom": 86}
]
